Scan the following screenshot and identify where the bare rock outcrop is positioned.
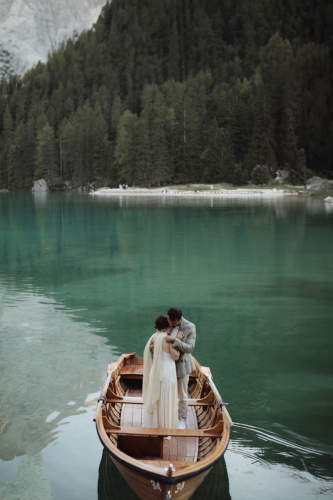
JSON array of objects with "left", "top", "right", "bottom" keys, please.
[
  {"left": 275, "top": 169, "right": 289, "bottom": 183},
  {"left": 0, "top": 0, "right": 106, "bottom": 77},
  {"left": 306, "top": 176, "right": 333, "bottom": 190}
]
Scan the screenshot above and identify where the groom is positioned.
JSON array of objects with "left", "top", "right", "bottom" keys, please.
[{"left": 164, "top": 307, "right": 196, "bottom": 429}]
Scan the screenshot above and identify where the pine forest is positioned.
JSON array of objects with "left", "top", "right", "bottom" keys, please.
[{"left": 0, "top": 0, "right": 332, "bottom": 190}]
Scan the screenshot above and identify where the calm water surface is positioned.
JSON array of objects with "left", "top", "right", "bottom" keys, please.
[{"left": 0, "top": 192, "right": 332, "bottom": 500}]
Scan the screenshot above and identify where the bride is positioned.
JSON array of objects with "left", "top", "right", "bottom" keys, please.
[{"left": 142, "top": 315, "right": 180, "bottom": 429}]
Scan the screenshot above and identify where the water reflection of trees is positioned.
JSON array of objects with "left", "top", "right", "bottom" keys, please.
[
  {"left": 0, "top": 283, "right": 111, "bottom": 462},
  {"left": 1, "top": 193, "right": 329, "bottom": 296},
  {"left": 97, "top": 450, "right": 231, "bottom": 500}
]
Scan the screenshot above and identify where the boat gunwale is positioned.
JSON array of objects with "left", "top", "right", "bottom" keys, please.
[{"left": 95, "top": 353, "right": 231, "bottom": 483}]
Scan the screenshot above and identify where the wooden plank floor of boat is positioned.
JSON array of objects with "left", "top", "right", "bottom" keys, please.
[{"left": 121, "top": 388, "right": 198, "bottom": 469}]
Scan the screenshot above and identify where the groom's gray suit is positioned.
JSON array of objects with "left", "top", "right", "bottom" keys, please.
[
  {"left": 172, "top": 317, "right": 196, "bottom": 420},
  {"left": 173, "top": 317, "right": 196, "bottom": 377}
]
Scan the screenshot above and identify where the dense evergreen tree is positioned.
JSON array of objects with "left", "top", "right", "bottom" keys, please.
[
  {"left": 251, "top": 164, "right": 270, "bottom": 186},
  {"left": 232, "top": 163, "right": 249, "bottom": 186},
  {"left": 0, "top": 106, "right": 14, "bottom": 187},
  {"left": 115, "top": 109, "right": 140, "bottom": 185},
  {"left": 244, "top": 75, "right": 275, "bottom": 174},
  {"left": 138, "top": 84, "right": 172, "bottom": 185},
  {"left": 34, "top": 122, "right": 57, "bottom": 183},
  {"left": 0, "top": 0, "right": 332, "bottom": 189},
  {"left": 203, "top": 118, "right": 234, "bottom": 183}
]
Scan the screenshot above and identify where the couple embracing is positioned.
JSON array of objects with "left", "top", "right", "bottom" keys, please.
[{"left": 142, "top": 308, "right": 196, "bottom": 430}]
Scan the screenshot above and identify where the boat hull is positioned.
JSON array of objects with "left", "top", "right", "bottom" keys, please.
[
  {"left": 112, "top": 455, "right": 212, "bottom": 500},
  {"left": 94, "top": 353, "right": 232, "bottom": 500}
]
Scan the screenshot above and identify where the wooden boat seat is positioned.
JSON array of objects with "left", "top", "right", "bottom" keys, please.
[
  {"left": 119, "top": 364, "right": 197, "bottom": 380},
  {"left": 106, "top": 388, "right": 214, "bottom": 407},
  {"left": 135, "top": 459, "right": 195, "bottom": 470},
  {"left": 103, "top": 417, "right": 223, "bottom": 438}
]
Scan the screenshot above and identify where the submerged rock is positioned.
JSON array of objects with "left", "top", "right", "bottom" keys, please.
[
  {"left": 32, "top": 179, "right": 49, "bottom": 192},
  {"left": 306, "top": 176, "right": 333, "bottom": 190}
]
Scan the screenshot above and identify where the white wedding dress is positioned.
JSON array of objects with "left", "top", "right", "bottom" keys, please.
[{"left": 142, "top": 335, "right": 178, "bottom": 429}]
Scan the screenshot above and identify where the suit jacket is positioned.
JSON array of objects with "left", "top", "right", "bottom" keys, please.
[{"left": 173, "top": 317, "right": 196, "bottom": 378}]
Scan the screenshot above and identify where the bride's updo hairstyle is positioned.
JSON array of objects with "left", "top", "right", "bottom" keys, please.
[{"left": 155, "top": 315, "right": 169, "bottom": 331}]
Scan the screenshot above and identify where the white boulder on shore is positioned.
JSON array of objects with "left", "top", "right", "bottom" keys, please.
[
  {"left": 306, "top": 176, "right": 333, "bottom": 190},
  {"left": 324, "top": 196, "right": 333, "bottom": 203},
  {"left": 32, "top": 179, "right": 49, "bottom": 192}
]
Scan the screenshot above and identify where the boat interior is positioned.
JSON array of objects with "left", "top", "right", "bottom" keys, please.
[{"left": 100, "top": 353, "right": 228, "bottom": 472}]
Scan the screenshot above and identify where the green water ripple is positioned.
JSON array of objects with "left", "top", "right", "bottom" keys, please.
[{"left": 0, "top": 192, "right": 332, "bottom": 500}]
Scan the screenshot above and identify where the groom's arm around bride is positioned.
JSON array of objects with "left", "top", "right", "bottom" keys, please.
[{"left": 165, "top": 308, "right": 196, "bottom": 428}]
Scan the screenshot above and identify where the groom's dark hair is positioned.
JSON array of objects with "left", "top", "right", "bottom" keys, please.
[{"left": 167, "top": 308, "right": 182, "bottom": 320}]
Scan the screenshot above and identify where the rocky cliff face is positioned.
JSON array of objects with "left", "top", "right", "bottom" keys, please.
[{"left": 0, "top": 0, "right": 106, "bottom": 77}]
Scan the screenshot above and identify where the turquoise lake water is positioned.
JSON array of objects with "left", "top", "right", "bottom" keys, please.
[{"left": 0, "top": 192, "right": 332, "bottom": 499}]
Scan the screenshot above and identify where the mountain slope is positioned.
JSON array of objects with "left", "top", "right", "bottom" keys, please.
[{"left": 0, "top": 0, "right": 106, "bottom": 77}]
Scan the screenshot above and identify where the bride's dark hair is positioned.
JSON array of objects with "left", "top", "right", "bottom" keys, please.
[{"left": 155, "top": 315, "right": 169, "bottom": 331}]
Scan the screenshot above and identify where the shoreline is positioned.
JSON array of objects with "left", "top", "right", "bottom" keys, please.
[{"left": 91, "top": 187, "right": 300, "bottom": 198}]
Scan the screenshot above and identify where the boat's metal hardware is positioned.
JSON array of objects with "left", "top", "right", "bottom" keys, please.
[
  {"left": 218, "top": 400, "right": 228, "bottom": 414},
  {"left": 168, "top": 463, "right": 174, "bottom": 479},
  {"left": 93, "top": 368, "right": 115, "bottom": 421},
  {"left": 97, "top": 396, "right": 106, "bottom": 412},
  {"left": 205, "top": 373, "right": 234, "bottom": 427},
  {"left": 166, "top": 489, "right": 172, "bottom": 499}
]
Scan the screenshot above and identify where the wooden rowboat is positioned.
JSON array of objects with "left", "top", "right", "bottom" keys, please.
[{"left": 94, "top": 353, "right": 233, "bottom": 500}]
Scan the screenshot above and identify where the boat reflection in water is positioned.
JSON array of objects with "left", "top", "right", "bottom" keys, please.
[{"left": 98, "top": 449, "right": 231, "bottom": 500}]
